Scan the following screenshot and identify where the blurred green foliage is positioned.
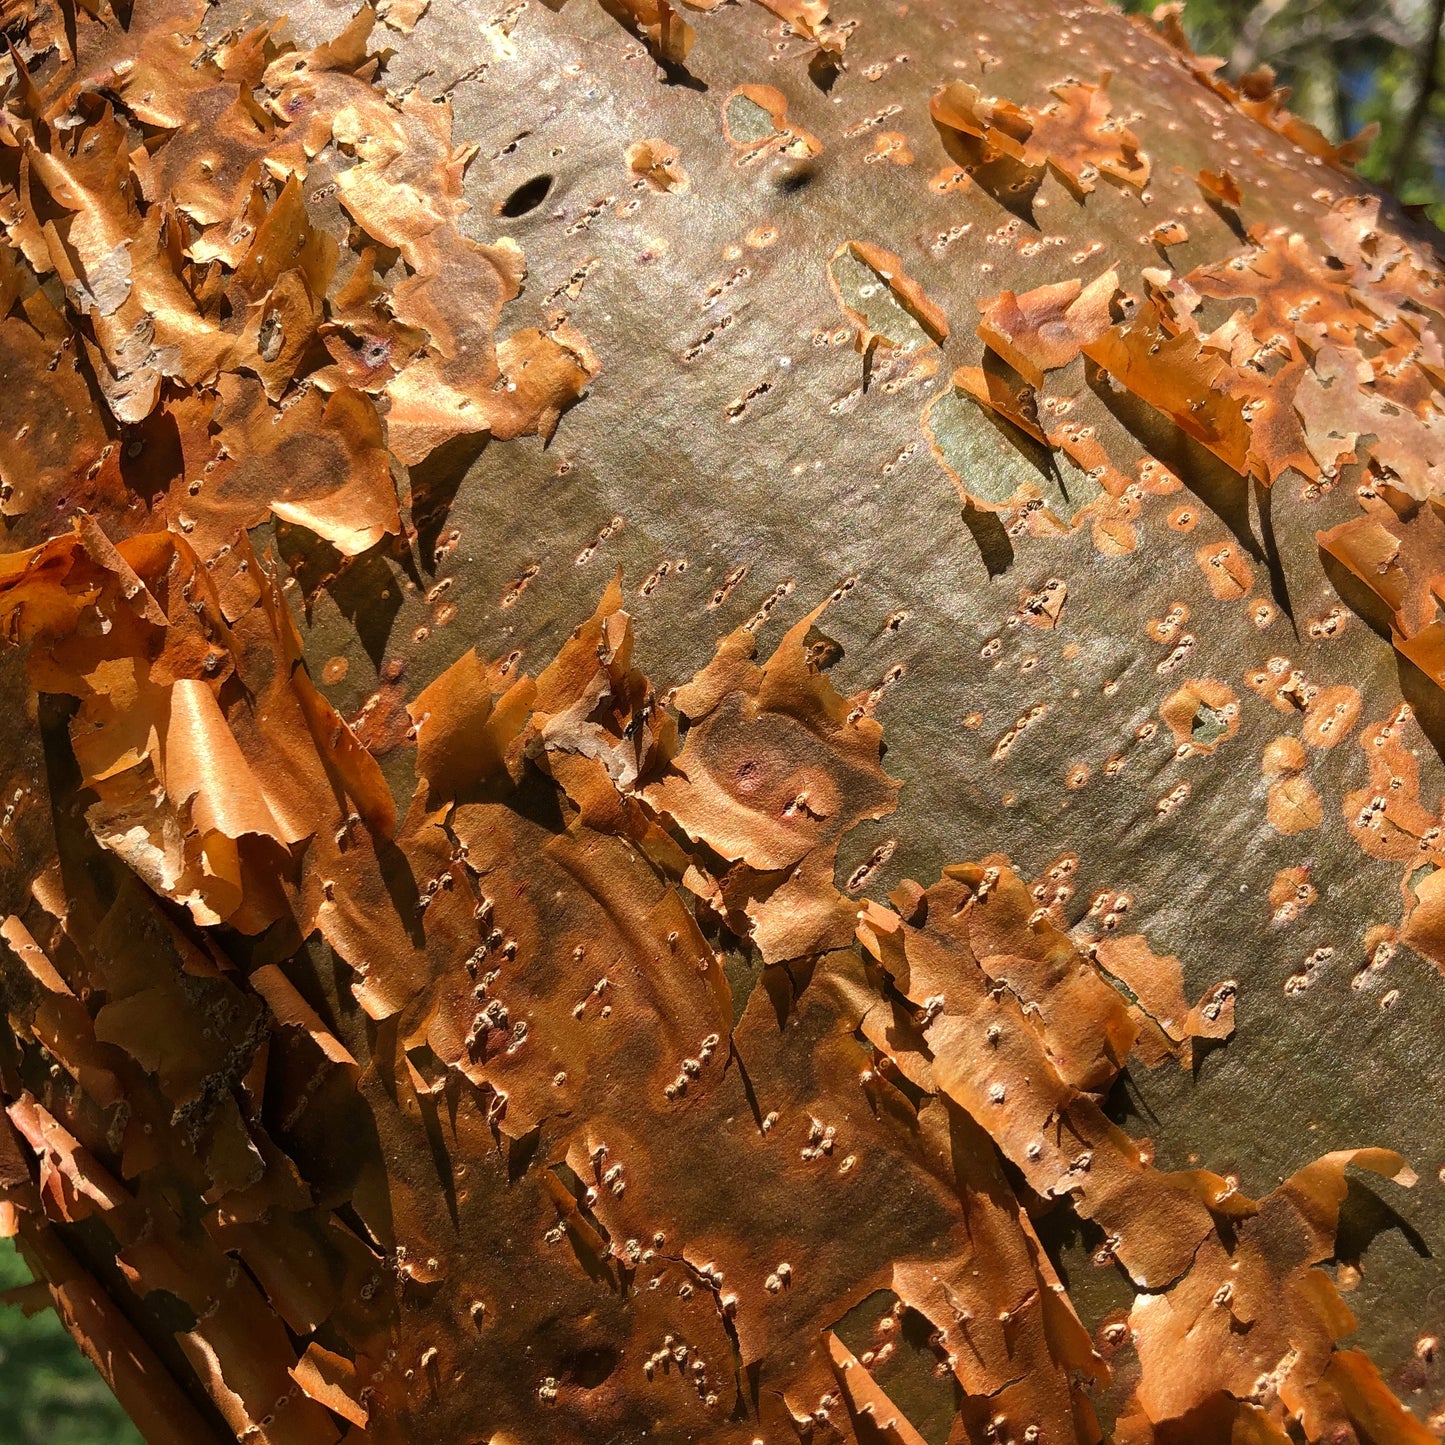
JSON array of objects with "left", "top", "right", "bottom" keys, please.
[
  {"left": 1122, "top": 0, "right": 1445, "bottom": 223},
  {"left": 0, "top": 1236, "right": 141, "bottom": 1445}
]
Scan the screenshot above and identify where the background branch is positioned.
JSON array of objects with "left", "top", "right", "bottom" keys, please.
[{"left": 1390, "top": 0, "right": 1445, "bottom": 189}]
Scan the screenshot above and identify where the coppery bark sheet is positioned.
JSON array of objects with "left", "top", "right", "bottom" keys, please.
[{"left": 1, "top": 0, "right": 1444, "bottom": 1441}]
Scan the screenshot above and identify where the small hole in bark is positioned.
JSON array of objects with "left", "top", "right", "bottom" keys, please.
[
  {"left": 499, "top": 174, "right": 554, "bottom": 216},
  {"left": 563, "top": 1345, "right": 619, "bottom": 1389}
]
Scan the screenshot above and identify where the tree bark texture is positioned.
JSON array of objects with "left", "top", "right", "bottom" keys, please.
[{"left": 0, "top": 0, "right": 1443, "bottom": 1442}]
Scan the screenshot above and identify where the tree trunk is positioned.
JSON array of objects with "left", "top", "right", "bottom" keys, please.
[{"left": 0, "top": 0, "right": 1442, "bottom": 1442}]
